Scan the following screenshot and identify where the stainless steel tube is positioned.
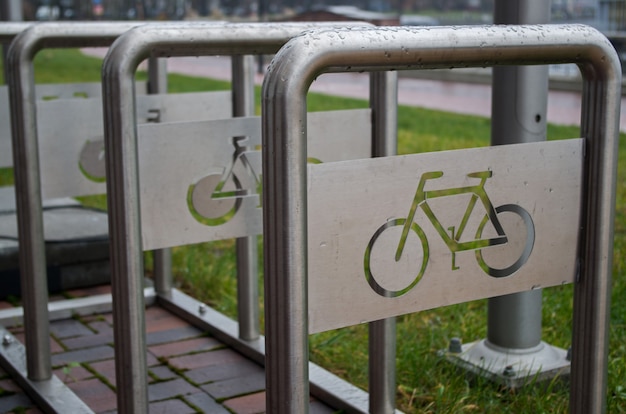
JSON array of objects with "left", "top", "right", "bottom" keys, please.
[
  {"left": 147, "top": 55, "right": 174, "bottom": 296},
  {"left": 232, "top": 54, "right": 260, "bottom": 341},
  {"left": 488, "top": 0, "right": 550, "bottom": 351},
  {"left": 6, "top": 20, "right": 145, "bottom": 382},
  {"left": 368, "top": 71, "right": 398, "bottom": 414},
  {"left": 261, "top": 24, "right": 620, "bottom": 414}
]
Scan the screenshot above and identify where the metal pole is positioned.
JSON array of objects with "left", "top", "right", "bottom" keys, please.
[
  {"left": 1, "top": 1, "right": 24, "bottom": 85},
  {"left": 147, "top": 55, "right": 175, "bottom": 296},
  {"left": 446, "top": 2, "right": 571, "bottom": 388},
  {"left": 0, "top": 0, "right": 23, "bottom": 21},
  {"left": 231, "top": 54, "right": 260, "bottom": 341},
  {"left": 368, "top": 71, "right": 398, "bottom": 414},
  {"left": 489, "top": 0, "right": 548, "bottom": 352}
]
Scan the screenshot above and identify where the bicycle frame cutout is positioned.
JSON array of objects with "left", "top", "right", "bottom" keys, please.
[
  {"left": 364, "top": 170, "right": 535, "bottom": 298},
  {"left": 188, "top": 134, "right": 322, "bottom": 226}
]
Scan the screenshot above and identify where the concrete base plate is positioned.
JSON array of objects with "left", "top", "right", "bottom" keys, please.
[{"left": 446, "top": 338, "right": 570, "bottom": 388}]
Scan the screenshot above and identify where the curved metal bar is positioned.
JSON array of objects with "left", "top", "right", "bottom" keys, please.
[
  {"left": 0, "top": 22, "right": 32, "bottom": 81},
  {"left": 6, "top": 21, "right": 147, "bottom": 382},
  {"left": 0, "top": 22, "right": 33, "bottom": 40},
  {"left": 261, "top": 24, "right": 621, "bottom": 413},
  {"left": 101, "top": 21, "right": 374, "bottom": 414}
]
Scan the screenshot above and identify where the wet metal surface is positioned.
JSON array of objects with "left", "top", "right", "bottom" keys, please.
[{"left": 84, "top": 49, "right": 626, "bottom": 132}]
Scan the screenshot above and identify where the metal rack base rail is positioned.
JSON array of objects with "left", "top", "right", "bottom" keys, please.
[
  {"left": 262, "top": 24, "right": 620, "bottom": 414},
  {"left": 102, "top": 22, "right": 398, "bottom": 414}
]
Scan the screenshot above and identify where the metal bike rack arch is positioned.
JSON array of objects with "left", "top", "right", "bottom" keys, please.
[
  {"left": 262, "top": 24, "right": 620, "bottom": 413},
  {"left": 102, "top": 22, "right": 397, "bottom": 413},
  {"left": 2, "top": 20, "right": 254, "bottom": 412},
  {"left": 0, "top": 22, "right": 32, "bottom": 77},
  {"left": 2, "top": 21, "right": 164, "bottom": 413}
]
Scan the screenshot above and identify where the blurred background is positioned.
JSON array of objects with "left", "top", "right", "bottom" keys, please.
[{"left": 13, "top": 0, "right": 616, "bottom": 28}]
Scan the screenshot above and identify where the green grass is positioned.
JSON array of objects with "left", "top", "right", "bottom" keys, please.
[{"left": 2, "top": 48, "right": 624, "bottom": 413}]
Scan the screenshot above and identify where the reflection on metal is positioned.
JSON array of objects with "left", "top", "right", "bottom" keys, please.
[
  {"left": 308, "top": 139, "right": 582, "bottom": 333},
  {"left": 262, "top": 24, "right": 621, "bottom": 413}
]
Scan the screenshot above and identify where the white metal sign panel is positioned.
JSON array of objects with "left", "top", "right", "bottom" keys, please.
[
  {"left": 138, "top": 109, "right": 372, "bottom": 250},
  {"left": 37, "top": 98, "right": 106, "bottom": 199},
  {"left": 0, "top": 87, "right": 12, "bottom": 168},
  {"left": 135, "top": 91, "right": 231, "bottom": 123},
  {"left": 35, "top": 91, "right": 231, "bottom": 199},
  {"left": 307, "top": 139, "right": 583, "bottom": 333},
  {"left": 0, "top": 82, "right": 110, "bottom": 168}
]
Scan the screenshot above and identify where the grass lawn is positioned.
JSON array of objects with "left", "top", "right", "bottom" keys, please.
[{"left": 2, "top": 48, "right": 624, "bottom": 413}]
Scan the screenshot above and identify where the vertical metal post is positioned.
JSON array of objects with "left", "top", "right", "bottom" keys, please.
[
  {"left": 1, "top": 2, "right": 23, "bottom": 86},
  {"left": 103, "top": 46, "right": 149, "bottom": 414},
  {"left": 570, "top": 39, "right": 619, "bottom": 414},
  {"left": 7, "top": 30, "right": 52, "bottom": 383},
  {"left": 147, "top": 55, "right": 174, "bottom": 296},
  {"left": 263, "top": 56, "right": 310, "bottom": 414},
  {"left": 368, "top": 71, "right": 398, "bottom": 414},
  {"left": 0, "top": 0, "right": 23, "bottom": 21},
  {"left": 231, "top": 54, "right": 260, "bottom": 341},
  {"left": 147, "top": 55, "right": 168, "bottom": 94},
  {"left": 489, "top": 0, "right": 548, "bottom": 352}
]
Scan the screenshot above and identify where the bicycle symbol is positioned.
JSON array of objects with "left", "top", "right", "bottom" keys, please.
[
  {"left": 363, "top": 170, "right": 535, "bottom": 298},
  {"left": 187, "top": 136, "right": 261, "bottom": 226},
  {"left": 187, "top": 134, "right": 324, "bottom": 226},
  {"left": 79, "top": 138, "right": 106, "bottom": 183}
]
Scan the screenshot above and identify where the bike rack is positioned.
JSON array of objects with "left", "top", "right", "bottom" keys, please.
[
  {"left": 101, "top": 22, "right": 398, "bottom": 413},
  {"left": 2, "top": 21, "right": 162, "bottom": 413},
  {"left": 1, "top": 19, "right": 254, "bottom": 412},
  {"left": 262, "top": 24, "right": 620, "bottom": 413}
]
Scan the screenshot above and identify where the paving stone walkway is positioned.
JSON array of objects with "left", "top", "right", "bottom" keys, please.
[{"left": 0, "top": 285, "right": 337, "bottom": 413}]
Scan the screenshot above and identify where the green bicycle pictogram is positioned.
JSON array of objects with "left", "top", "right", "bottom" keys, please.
[
  {"left": 187, "top": 136, "right": 260, "bottom": 226},
  {"left": 187, "top": 135, "right": 322, "bottom": 226},
  {"left": 364, "top": 170, "right": 535, "bottom": 298}
]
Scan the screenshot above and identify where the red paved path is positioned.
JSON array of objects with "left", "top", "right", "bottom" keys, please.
[{"left": 0, "top": 285, "right": 335, "bottom": 413}]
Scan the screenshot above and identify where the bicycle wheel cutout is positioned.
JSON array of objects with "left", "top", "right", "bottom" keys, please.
[
  {"left": 187, "top": 173, "right": 243, "bottom": 226},
  {"left": 364, "top": 218, "right": 429, "bottom": 298},
  {"left": 78, "top": 139, "right": 106, "bottom": 183},
  {"left": 475, "top": 204, "right": 535, "bottom": 278}
]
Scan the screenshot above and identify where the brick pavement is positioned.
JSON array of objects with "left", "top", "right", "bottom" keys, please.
[{"left": 0, "top": 286, "right": 338, "bottom": 413}]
